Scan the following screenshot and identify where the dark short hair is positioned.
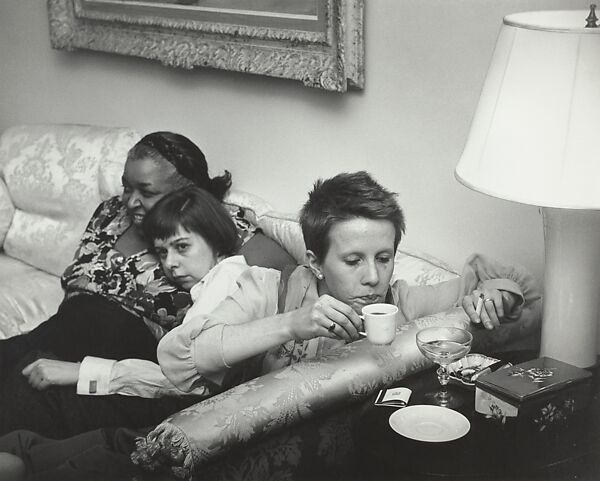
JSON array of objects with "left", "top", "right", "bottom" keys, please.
[
  {"left": 299, "top": 171, "right": 405, "bottom": 260},
  {"left": 142, "top": 186, "right": 240, "bottom": 257},
  {"left": 128, "top": 132, "right": 232, "bottom": 200}
]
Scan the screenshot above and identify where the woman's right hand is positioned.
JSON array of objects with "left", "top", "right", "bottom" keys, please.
[
  {"left": 462, "top": 289, "right": 518, "bottom": 330},
  {"left": 288, "top": 295, "right": 363, "bottom": 342}
]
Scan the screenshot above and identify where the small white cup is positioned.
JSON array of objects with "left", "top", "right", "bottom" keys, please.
[{"left": 361, "top": 303, "right": 398, "bottom": 345}]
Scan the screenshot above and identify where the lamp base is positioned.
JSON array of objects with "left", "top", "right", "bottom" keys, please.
[{"left": 540, "top": 208, "right": 600, "bottom": 368}]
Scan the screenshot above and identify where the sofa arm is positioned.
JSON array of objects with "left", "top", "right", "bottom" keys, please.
[{"left": 131, "top": 301, "right": 541, "bottom": 479}]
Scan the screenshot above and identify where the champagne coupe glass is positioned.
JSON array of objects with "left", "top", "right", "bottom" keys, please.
[{"left": 416, "top": 327, "right": 473, "bottom": 408}]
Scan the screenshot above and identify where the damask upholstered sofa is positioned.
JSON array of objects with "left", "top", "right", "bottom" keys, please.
[
  {"left": 0, "top": 124, "right": 542, "bottom": 480},
  {"left": 0, "top": 124, "right": 141, "bottom": 338}
]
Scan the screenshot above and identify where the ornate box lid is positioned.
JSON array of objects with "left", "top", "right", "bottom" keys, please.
[{"left": 475, "top": 357, "right": 592, "bottom": 403}]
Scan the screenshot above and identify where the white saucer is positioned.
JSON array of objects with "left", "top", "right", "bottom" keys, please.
[{"left": 388, "top": 405, "right": 470, "bottom": 442}]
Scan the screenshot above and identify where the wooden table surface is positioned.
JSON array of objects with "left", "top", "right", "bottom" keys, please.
[{"left": 353, "top": 351, "right": 600, "bottom": 481}]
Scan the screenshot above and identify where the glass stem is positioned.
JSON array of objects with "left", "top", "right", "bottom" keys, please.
[{"left": 437, "top": 365, "right": 450, "bottom": 399}]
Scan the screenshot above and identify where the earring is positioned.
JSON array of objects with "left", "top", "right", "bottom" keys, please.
[{"left": 316, "top": 272, "right": 324, "bottom": 280}]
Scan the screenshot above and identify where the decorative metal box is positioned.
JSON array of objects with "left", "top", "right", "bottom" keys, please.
[{"left": 474, "top": 357, "right": 592, "bottom": 434}]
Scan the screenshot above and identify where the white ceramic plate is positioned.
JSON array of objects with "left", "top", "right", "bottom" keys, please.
[{"left": 388, "top": 405, "right": 470, "bottom": 442}]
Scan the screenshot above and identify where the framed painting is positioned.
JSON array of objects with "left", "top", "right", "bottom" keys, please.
[{"left": 47, "top": 0, "right": 364, "bottom": 92}]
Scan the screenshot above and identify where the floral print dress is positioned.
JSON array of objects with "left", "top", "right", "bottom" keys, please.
[{"left": 61, "top": 196, "right": 256, "bottom": 339}]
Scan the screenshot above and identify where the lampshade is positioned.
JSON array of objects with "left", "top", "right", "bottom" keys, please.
[
  {"left": 455, "top": 9, "right": 600, "bottom": 368},
  {"left": 456, "top": 10, "right": 600, "bottom": 209}
]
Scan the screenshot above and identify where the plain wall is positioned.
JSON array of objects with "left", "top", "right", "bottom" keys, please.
[{"left": 0, "top": 0, "right": 591, "bottom": 283}]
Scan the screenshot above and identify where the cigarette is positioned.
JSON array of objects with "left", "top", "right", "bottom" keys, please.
[{"left": 475, "top": 293, "right": 485, "bottom": 317}]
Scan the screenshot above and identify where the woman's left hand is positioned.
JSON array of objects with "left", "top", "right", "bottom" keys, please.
[
  {"left": 22, "top": 359, "right": 80, "bottom": 390},
  {"left": 462, "top": 289, "right": 518, "bottom": 330}
]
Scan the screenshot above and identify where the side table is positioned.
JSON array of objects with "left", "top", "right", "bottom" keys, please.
[{"left": 354, "top": 351, "right": 600, "bottom": 480}]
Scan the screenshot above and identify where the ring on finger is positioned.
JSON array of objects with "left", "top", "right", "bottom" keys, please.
[
  {"left": 327, "top": 322, "right": 336, "bottom": 332},
  {"left": 484, "top": 298, "right": 493, "bottom": 303}
]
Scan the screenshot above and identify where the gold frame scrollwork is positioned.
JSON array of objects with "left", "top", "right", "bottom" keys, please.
[{"left": 47, "top": 0, "right": 364, "bottom": 92}]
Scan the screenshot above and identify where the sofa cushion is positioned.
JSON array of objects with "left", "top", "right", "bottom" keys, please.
[
  {"left": 0, "top": 177, "right": 14, "bottom": 247},
  {"left": 0, "top": 124, "right": 139, "bottom": 276},
  {"left": 393, "top": 246, "right": 459, "bottom": 286},
  {"left": 224, "top": 189, "right": 307, "bottom": 265},
  {"left": 0, "top": 254, "right": 63, "bottom": 338}
]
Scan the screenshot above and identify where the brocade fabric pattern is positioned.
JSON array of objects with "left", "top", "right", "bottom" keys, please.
[
  {"left": 0, "top": 124, "right": 142, "bottom": 336},
  {"left": 0, "top": 124, "right": 140, "bottom": 277}
]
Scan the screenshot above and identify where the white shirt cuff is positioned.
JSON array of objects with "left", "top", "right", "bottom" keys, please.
[
  {"left": 192, "top": 331, "right": 227, "bottom": 387},
  {"left": 77, "top": 356, "right": 117, "bottom": 395}
]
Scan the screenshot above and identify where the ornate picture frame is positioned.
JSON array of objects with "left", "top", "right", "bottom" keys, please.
[{"left": 47, "top": 0, "right": 364, "bottom": 92}]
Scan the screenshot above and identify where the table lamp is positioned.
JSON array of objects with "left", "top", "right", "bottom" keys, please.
[{"left": 455, "top": 6, "right": 600, "bottom": 368}]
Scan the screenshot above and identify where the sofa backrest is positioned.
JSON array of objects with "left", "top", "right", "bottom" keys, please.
[
  {"left": 0, "top": 123, "right": 459, "bottom": 287},
  {"left": 223, "top": 189, "right": 306, "bottom": 265},
  {"left": 0, "top": 124, "right": 140, "bottom": 276},
  {"left": 223, "top": 190, "right": 459, "bottom": 286}
]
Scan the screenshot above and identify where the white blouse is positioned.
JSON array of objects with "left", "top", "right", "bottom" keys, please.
[{"left": 76, "top": 255, "right": 250, "bottom": 398}]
